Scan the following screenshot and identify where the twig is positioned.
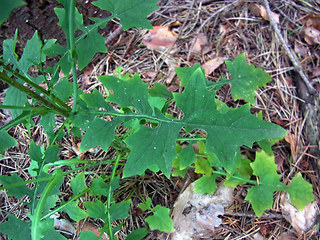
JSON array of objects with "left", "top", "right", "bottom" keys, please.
[
  {"left": 187, "top": 0, "right": 242, "bottom": 60},
  {"left": 263, "top": 0, "right": 316, "bottom": 95}
]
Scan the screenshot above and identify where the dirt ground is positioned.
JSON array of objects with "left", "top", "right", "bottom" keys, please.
[{"left": 0, "top": 0, "right": 320, "bottom": 239}]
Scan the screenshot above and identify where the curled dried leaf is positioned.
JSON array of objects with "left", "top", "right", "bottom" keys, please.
[
  {"left": 303, "top": 13, "right": 320, "bottom": 45},
  {"left": 201, "top": 57, "right": 226, "bottom": 75},
  {"left": 142, "top": 26, "right": 178, "bottom": 52},
  {"left": 192, "top": 33, "right": 208, "bottom": 54},
  {"left": 249, "top": 4, "right": 280, "bottom": 24}
]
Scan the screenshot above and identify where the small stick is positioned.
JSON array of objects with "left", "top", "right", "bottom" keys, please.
[
  {"left": 187, "top": 0, "right": 243, "bottom": 60},
  {"left": 263, "top": 0, "right": 316, "bottom": 95}
]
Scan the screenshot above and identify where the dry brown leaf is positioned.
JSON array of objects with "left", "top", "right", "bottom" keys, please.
[
  {"left": 192, "top": 33, "right": 208, "bottom": 54},
  {"left": 201, "top": 57, "right": 226, "bottom": 75},
  {"left": 284, "top": 134, "right": 297, "bottom": 156},
  {"left": 142, "top": 26, "right": 178, "bottom": 52},
  {"left": 303, "top": 13, "right": 320, "bottom": 45},
  {"left": 280, "top": 192, "right": 317, "bottom": 235},
  {"left": 294, "top": 41, "right": 308, "bottom": 57},
  {"left": 81, "top": 221, "right": 108, "bottom": 239},
  {"left": 249, "top": 4, "right": 280, "bottom": 24}
]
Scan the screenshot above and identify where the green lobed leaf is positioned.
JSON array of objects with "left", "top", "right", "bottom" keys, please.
[
  {"left": 139, "top": 198, "right": 152, "bottom": 211},
  {"left": 2, "top": 31, "right": 45, "bottom": 118},
  {"left": 100, "top": 74, "right": 153, "bottom": 115},
  {"left": 84, "top": 200, "right": 106, "bottom": 219},
  {"left": 145, "top": 205, "right": 173, "bottom": 232},
  {"left": 195, "top": 157, "right": 212, "bottom": 176},
  {"left": 89, "top": 176, "right": 108, "bottom": 196},
  {"left": 0, "top": 130, "right": 17, "bottom": 154},
  {"left": 64, "top": 200, "right": 89, "bottom": 222},
  {"left": 70, "top": 172, "right": 87, "bottom": 195},
  {"left": 0, "top": 0, "right": 26, "bottom": 25},
  {"left": 0, "top": 214, "right": 31, "bottom": 240},
  {"left": 97, "top": 64, "right": 286, "bottom": 178},
  {"left": 193, "top": 175, "right": 217, "bottom": 194},
  {"left": 109, "top": 201, "right": 130, "bottom": 222},
  {"left": 245, "top": 151, "right": 285, "bottom": 216},
  {"left": 174, "top": 68, "right": 287, "bottom": 174},
  {"left": 125, "top": 227, "right": 149, "bottom": 240},
  {"left": 286, "top": 173, "right": 314, "bottom": 210},
  {"left": 92, "top": 0, "right": 159, "bottom": 30},
  {"left": 0, "top": 173, "right": 31, "bottom": 199},
  {"left": 223, "top": 53, "right": 272, "bottom": 104}
]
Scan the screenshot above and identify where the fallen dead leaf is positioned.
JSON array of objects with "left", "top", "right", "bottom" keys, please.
[
  {"left": 249, "top": 4, "right": 280, "bottom": 24},
  {"left": 284, "top": 134, "right": 297, "bottom": 157},
  {"left": 201, "top": 57, "right": 226, "bottom": 75},
  {"left": 303, "top": 13, "right": 320, "bottom": 45},
  {"left": 294, "top": 41, "right": 308, "bottom": 57},
  {"left": 80, "top": 220, "right": 108, "bottom": 239},
  {"left": 192, "top": 33, "right": 208, "bottom": 54},
  {"left": 170, "top": 181, "right": 234, "bottom": 239},
  {"left": 142, "top": 26, "right": 178, "bottom": 52},
  {"left": 280, "top": 192, "right": 317, "bottom": 235}
]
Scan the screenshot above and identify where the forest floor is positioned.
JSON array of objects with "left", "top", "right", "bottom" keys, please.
[{"left": 0, "top": 0, "right": 320, "bottom": 239}]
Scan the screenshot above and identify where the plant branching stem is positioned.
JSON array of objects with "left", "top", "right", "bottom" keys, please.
[
  {"left": 0, "top": 61, "right": 71, "bottom": 111},
  {"left": 106, "top": 153, "right": 121, "bottom": 240},
  {"left": 0, "top": 72, "right": 70, "bottom": 117},
  {"left": 68, "top": 0, "right": 78, "bottom": 112}
]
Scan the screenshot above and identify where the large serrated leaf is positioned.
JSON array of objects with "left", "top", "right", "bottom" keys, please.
[
  {"left": 174, "top": 68, "right": 287, "bottom": 173},
  {"left": 97, "top": 65, "right": 286, "bottom": 178},
  {"left": 92, "top": 0, "right": 159, "bottom": 30}
]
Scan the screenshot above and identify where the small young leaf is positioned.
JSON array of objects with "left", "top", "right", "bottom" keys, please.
[
  {"left": 193, "top": 175, "right": 217, "bottom": 194},
  {"left": 245, "top": 151, "right": 285, "bottom": 216},
  {"left": 84, "top": 200, "right": 106, "bottom": 219},
  {"left": 70, "top": 172, "right": 87, "bottom": 195},
  {"left": 125, "top": 227, "right": 149, "bottom": 240},
  {"left": 224, "top": 53, "right": 272, "bottom": 104},
  {"left": 64, "top": 200, "right": 89, "bottom": 222},
  {"left": 145, "top": 205, "right": 173, "bottom": 232},
  {"left": 40, "top": 112, "right": 56, "bottom": 141},
  {"left": 0, "top": 130, "right": 17, "bottom": 154},
  {"left": 139, "top": 198, "right": 152, "bottom": 211},
  {"left": 92, "top": 0, "right": 159, "bottom": 30},
  {"left": 179, "top": 144, "right": 196, "bottom": 169},
  {"left": 286, "top": 173, "right": 314, "bottom": 210},
  {"left": 195, "top": 157, "right": 212, "bottom": 176},
  {"left": 90, "top": 176, "right": 108, "bottom": 196},
  {"left": 109, "top": 201, "right": 130, "bottom": 222},
  {"left": 0, "top": 214, "right": 31, "bottom": 240}
]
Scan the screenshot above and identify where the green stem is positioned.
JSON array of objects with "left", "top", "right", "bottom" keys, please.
[
  {"left": 0, "top": 72, "right": 70, "bottom": 117},
  {"left": 212, "top": 170, "right": 257, "bottom": 185},
  {"left": 31, "top": 169, "right": 63, "bottom": 240},
  {"left": 40, "top": 188, "right": 90, "bottom": 220},
  {"left": 68, "top": 0, "right": 78, "bottom": 113},
  {"left": 0, "top": 159, "right": 115, "bottom": 191},
  {"left": 105, "top": 153, "right": 121, "bottom": 240},
  {"left": 0, "top": 61, "right": 71, "bottom": 112},
  {"left": 0, "top": 105, "right": 48, "bottom": 110}
]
